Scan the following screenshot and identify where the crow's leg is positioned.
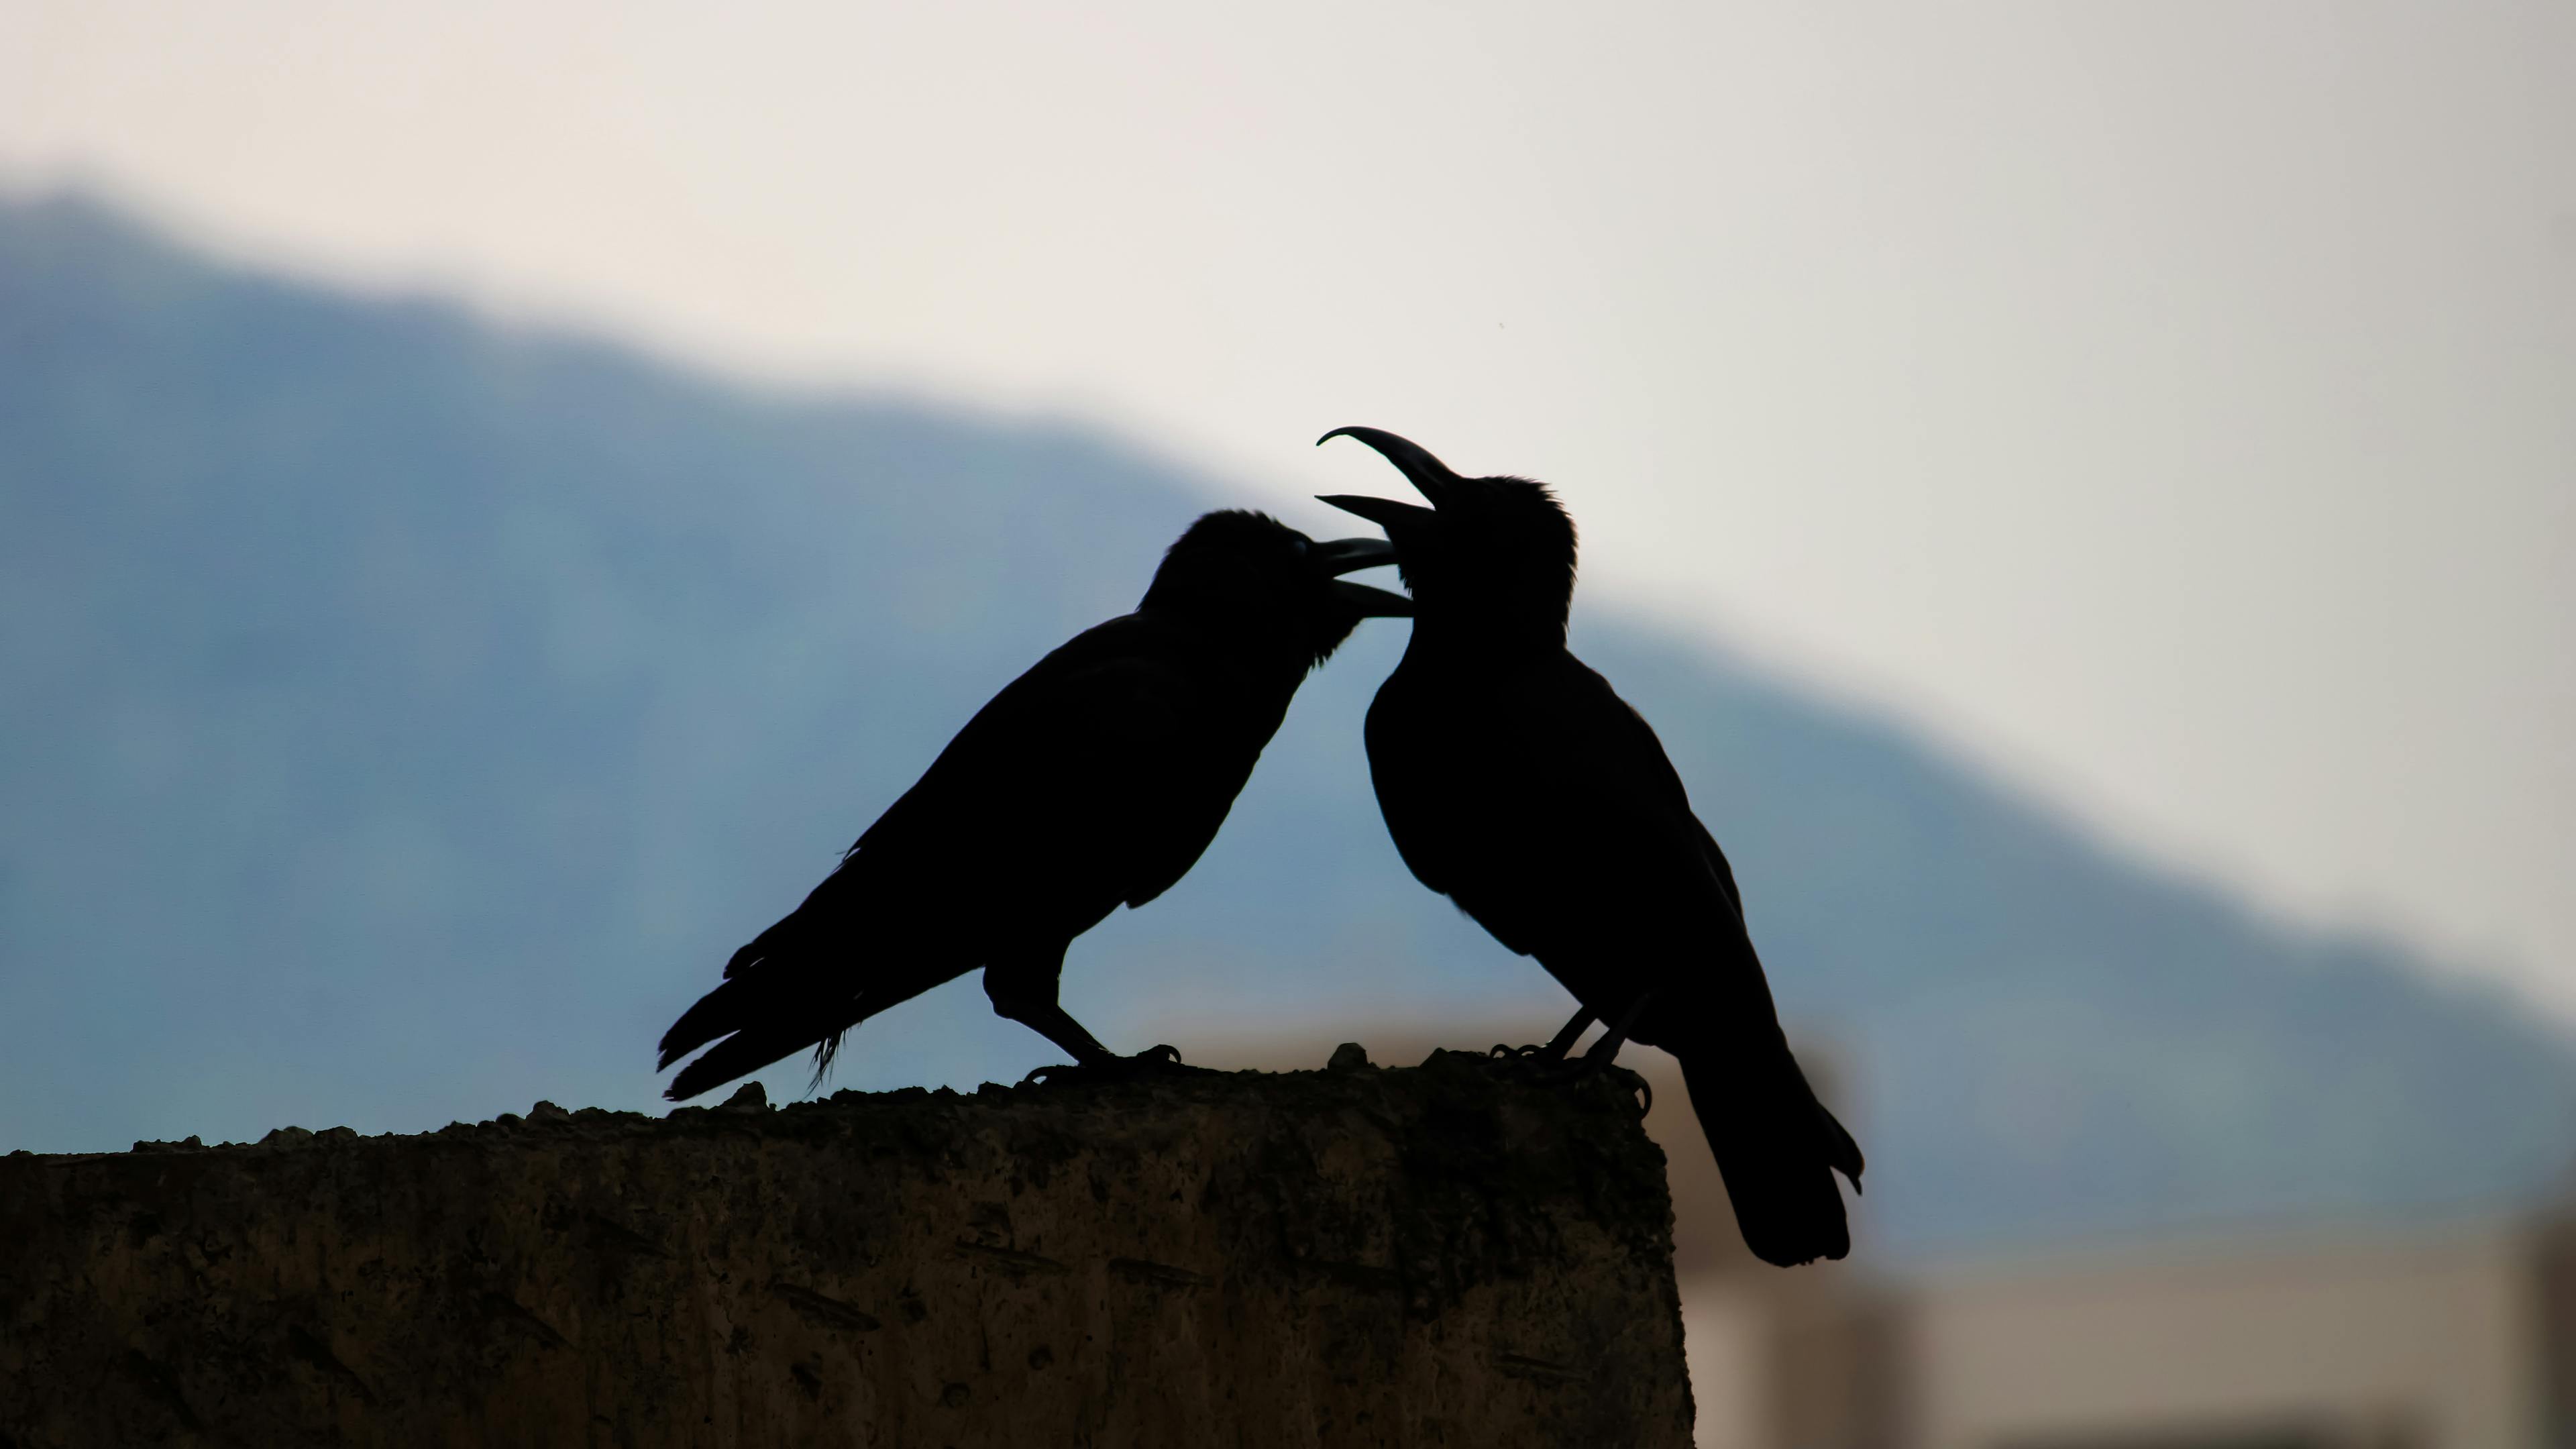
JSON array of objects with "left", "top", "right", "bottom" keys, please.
[
  {"left": 1580, "top": 992, "right": 1653, "bottom": 1068},
  {"left": 1493, "top": 1007, "right": 1596, "bottom": 1063},
  {"left": 1501, "top": 992, "right": 1657, "bottom": 1112},
  {"left": 1566, "top": 992, "right": 1655, "bottom": 1114},
  {"left": 987, "top": 947, "right": 1210, "bottom": 1084},
  {"left": 984, "top": 945, "right": 1116, "bottom": 1066}
]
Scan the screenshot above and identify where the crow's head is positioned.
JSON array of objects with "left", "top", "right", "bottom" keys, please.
[
  {"left": 1140, "top": 509, "right": 1413, "bottom": 667},
  {"left": 1315, "top": 427, "right": 1576, "bottom": 648}
]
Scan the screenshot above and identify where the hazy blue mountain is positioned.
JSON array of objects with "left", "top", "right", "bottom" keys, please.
[{"left": 4, "top": 193, "right": 2569, "bottom": 1255}]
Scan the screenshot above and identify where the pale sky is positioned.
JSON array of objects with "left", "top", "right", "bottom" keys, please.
[{"left": 5, "top": 1, "right": 2571, "bottom": 1012}]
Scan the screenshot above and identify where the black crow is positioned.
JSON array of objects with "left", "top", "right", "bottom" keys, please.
[
  {"left": 657, "top": 510, "right": 1410, "bottom": 1102},
  {"left": 1318, "top": 427, "right": 1864, "bottom": 1266}
]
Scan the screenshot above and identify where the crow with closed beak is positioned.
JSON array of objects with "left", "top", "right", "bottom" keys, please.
[
  {"left": 657, "top": 510, "right": 1411, "bottom": 1102},
  {"left": 1319, "top": 427, "right": 1864, "bottom": 1266}
]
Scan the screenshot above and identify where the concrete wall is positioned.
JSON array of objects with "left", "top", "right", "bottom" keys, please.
[{"left": 0, "top": 1050, "right": 1693, "bottom": 1448}]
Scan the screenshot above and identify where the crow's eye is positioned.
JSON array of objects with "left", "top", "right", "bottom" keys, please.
[{"left": 1287, "top": 537, "right": 1310, "bottom": 559}]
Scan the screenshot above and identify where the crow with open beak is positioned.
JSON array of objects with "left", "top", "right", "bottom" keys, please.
[
  {"left": 1319, "top": 427, "right": 1864, "bottom": 1267},
  {"left": 657, "top": 510, "right": 1411, "bottom": 1102}
]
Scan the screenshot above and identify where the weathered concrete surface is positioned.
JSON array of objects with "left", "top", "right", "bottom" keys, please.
[{"left": 0, "top": 1050, "right": 1692, "bottom": 1448}]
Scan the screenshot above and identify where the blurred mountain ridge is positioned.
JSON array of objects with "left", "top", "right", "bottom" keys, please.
[{"left": 3, "top": 191, "right": 2567, "bottom": 1255}]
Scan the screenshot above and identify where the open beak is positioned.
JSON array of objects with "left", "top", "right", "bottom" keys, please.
[
  {"left": 1307, "top": 535, "right": 1411, "bottom": 616},
  {"left": 1331, "top": 579, "right": 1414, "bottom": 617},
  {"left": 1309, "top": 536, "right": 1399, "bottom": 576},
  {"left": 1316, "top": 426, "right": 1462, "bottom": 506},
  {"left": 1316, "top": 493, "right": 1438, "bottom": 535},
  {"left": 1316, "top": 427, "right": 1457, "bottom": 570}
]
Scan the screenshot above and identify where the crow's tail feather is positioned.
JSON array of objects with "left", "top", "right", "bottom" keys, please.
[
  {"left": 663, "top": 1019, "right": 830, "bottom": 1103},
  {"left": 656, "top": 893, "right": 821, "bottom": 1064},
  {"left": 657, "top": 974, "right": 749, "bottom": 1073},
  {"left": 657, "top": 873, "right": 971, "bottom": 1103},
  {"left": 653, "top": 878, "right": 861, "bottom": 1097},
  {"left": 1680, "top": 1044, "right": 1864, "bottom": 1268}
]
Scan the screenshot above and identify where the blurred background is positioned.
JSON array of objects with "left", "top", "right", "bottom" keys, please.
[{"left": 3, "top": 3, "right": 2570, "bottom": 1444}]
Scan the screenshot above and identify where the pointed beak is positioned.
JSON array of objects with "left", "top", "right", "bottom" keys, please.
[
  {"left": 1316, "top": 494, "right": 1438, "bottom": 535},
  {"left": 1330, "top": 579, "right": 1414, "bottom": 617},
  {"left": 1308, "top": 536, "right": 1399, "bottom": 577},
  {"left": 1316, "top": 426, "right": 1462, "bottom": 506},
  {"left": 1310, "top": 533, "right": 1412, "bottom": 619}
]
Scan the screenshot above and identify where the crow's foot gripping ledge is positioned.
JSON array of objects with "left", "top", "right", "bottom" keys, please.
[
  {"left": 1018, "top": 1043, "right": 1218, "bottom": 1087},
  {"left": 1476, "top": 1045, "right": 1654, "bottom": 1119}
]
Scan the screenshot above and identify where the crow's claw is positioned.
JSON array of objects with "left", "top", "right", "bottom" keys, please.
[
  {"left": 1517, "top": 1055, "right": 1592, "bottom": 1084},
  {"left": 1605, "top": 1065, "right": 1653, "bottom": 1118},
  {"left": 1021, "top": 1045, "right": 1212, "bottom": 1087},
  {"left": 1491, "top": 1053, "right": 1653, "bottom": 1118}
]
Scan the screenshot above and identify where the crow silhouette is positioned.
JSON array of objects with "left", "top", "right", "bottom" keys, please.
[
  {"left": 1319, "top": 427, "right": 1864, "bottom": 1266},
  {"left": 657, "top": 511, "right": 1411, "bottom": 1102}
]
